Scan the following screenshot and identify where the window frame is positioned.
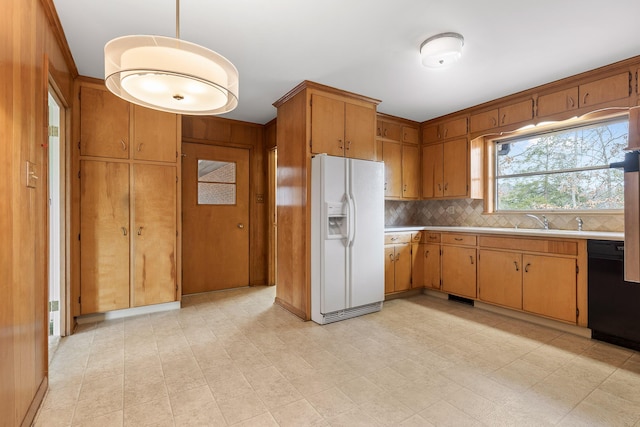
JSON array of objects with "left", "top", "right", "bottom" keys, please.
[{"left": 486, "top": 113, "right": 628, "bottom": 214}]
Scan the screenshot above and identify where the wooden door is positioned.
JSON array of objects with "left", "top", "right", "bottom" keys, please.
[
  {"left": 310, "top": 94, "right": 345, "bottom": 157},
  {"left": 443, "top": 139, "right": 467, "bottom": 197},
  {"left": 132, "top": 105, "right": 178, "bottom": 162},
  {"left": 133, "top": 164, "right": 177, "bottom": 306},
  {"left": 478, "top": 249, "right": 522, "bottom": 309},
  {"left": 422, "top": 143, "right": 443, "bottom": 198},
  {"left": 182, "top": 143, "right": 250, "bottom": 294},
  {"left": 522, "top": 254, "right": 576, "bottom": 322},
  {"left": 423, "top": 243, "right": 441, "bottom": 289},
  {"left": 442, "top": 245, "right": 476, "bottom": 298},
  {"left": 345, "top": 102, "right": 376, "bottom": 160},
  {"left": 382, "top": 141, "right": 402, "bottom": 198},
  {"left": 402, "top": 144, "right": 420, "bottom": 198},
  {"left": 80, "top": 86, "right": 129, "bottom": 159},
  {"left": 394, "top": 244, "right": 412, "bottom": 292},
  {"left": 80, "top": 160, "right": 130, "bottom": 314},
  {"left": 384, "top": 246, "right": 395, "bottom": 294}
]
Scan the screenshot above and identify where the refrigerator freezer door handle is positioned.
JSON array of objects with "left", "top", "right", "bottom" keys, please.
[{"left": 349, "top": 194, "right": 357, "bottom": 248}]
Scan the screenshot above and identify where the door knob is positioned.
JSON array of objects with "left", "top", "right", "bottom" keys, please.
[{"left": 237, "top": 223, "right": 244, "bottom": 229}]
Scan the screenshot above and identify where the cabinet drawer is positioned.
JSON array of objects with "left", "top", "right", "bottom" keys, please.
[
  {"left": 442, "top": 233, "right": 476, "bottom": 246},
  {"left": 411, "top": 231, "right": 422, "bottom": 242},
  {"left": 479, "top": 236, "right": 578, "bottom": 256},
  {"left": 385, "top": 233, "right": 411, "bottom": 244},
  {"left": 422, "top": 232, "right": 441, "bottom": 243}
]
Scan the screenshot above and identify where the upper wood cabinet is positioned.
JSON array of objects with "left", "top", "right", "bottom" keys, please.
[
  {"left": 422, "top": 138, "right": 477, "bottom": 199},
  {"left": 402, "top": 126, "right": 419, "bottom": 144},
  {"left": 402, "top": 144, "right": 420, "bottom": 199},
  {"left": 537, "top": 87, "right": 579, "bottom": 118},
  {"left": 382, "top": 141, "right": 402, "bottom": 198},
  {"left": 311, "top": 93, "right": 377, "bottom": 161},
  {"left": 422, "top": 116, "right": 468, "bottom": 143},
  {"left": 377, "top": 119, "right": 401, "bottom": 141},
  {"left": 470, "top": 99, "right": 533, "bottom": 133},
  {"left": 132, "top": 105, "right": 179, "bottom": 163},
  {"left": 80, "top": 86, "right": 130, "bottom": 159},
  {"left": 579, "top": 72, "right": 631, "bottom": 108}
]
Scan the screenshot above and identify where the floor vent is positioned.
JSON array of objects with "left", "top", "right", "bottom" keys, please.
[{"left": 448, "top": 295, "right": 474, "bottom": 306}]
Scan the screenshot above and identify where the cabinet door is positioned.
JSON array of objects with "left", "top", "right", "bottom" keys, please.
[
  {"left": 132, "top": 105, "right": 178, "bottom": 162},
  {"left": 470, "top": 109, "right": 498, "bottom": 133},
  {"left": 383, "top": 141, "right": 402, "bottom": 198},
  {"left": 411, "top": 243, "right": 422, "bottom": 288},
  {"left": 537, "top": 87, "right": 578, "bottom": 118},
  {"left": 80, "top": 86, "right": 129, "bottom": 159},
  {"left": 423, "top": 243, "right": 441, "bottom": 289},
  {"left": 133, "top": 164, "right": 177, "bottom": 307},
  {"left": 422, "top": 124, "right": 440, "bottom": 144},
  {"left": 384, "top": 246, "right": 395, "bottom": 294},
  {"left": 441, "top": 117, "right": 468, "bottom": 140},
  {"left": 478, "top": 249, "right": 522, "bottom": 309},
  {"left": 499, "top": 99, "right": 534, "bottom": 127},
  {"left": 442, "top": 245, "right": 476, "bottom": 298},
  {"left": 402, "top": 126, "right": 419, "bottom": 144},
  {"left": 80, "top": 160, "right": 130, "bottom": 314},
  {"left": 394, "top": 244, "right": 412, "bottom": 291},
  {"left": 422, "top": 143, "right": 443, "bottom": 198},
  {"left": 402, "top": 144, "right": 420, "bottom": 199},
  {"left": 377, "top": 120, "right": 401, "bottom": 141},
  {"left": 345, "top": 102, "right": 376, "bottom": 160},
  {"left": 311, "top": 94, "right": 345, "bottom": 157},
  {"left": 522, "top": 254, "right": 576, "bottom": 322},
  {"left": 579, "top": 72, "right": 630, "bottom": 108},
  {"left": 443, "top": 139, "right": 467, "bottom": 197}
]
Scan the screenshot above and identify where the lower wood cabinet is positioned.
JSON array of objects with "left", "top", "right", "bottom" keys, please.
[
  {"left": 385, "top": 243, "right": 411, "bottom": 293},
  {"left": 422, "top": 243, "right": 441, "bottom": 290},
  {"left": 442, "top": 244, "right": 477, "bottom": 298},
  {"left": 478, "top": 249, "right": 522, "bottom": 309},
  {"left": 522, "top": 254, "right": 577, "bottom": 323},
  {"left": 80, "top": 160, "right": 177, "bottom": 314}
]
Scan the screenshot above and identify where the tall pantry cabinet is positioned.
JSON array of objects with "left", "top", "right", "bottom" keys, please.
[{"left": 74, "top": 81, "right": 180, "bottom": 316}]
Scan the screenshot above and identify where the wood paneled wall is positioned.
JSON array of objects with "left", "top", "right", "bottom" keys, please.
[
  {"left": 1, "top": 0, "right": 74, "bottom": 426},
  {"left": 182, "top": 116, "right": 268, "bottom": 286}
]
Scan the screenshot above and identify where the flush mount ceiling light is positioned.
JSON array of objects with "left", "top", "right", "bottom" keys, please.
[
  {"left": 420, "top": 32, "right": 464, "bottom": 68},
  {"left": 104, "top": 0, "right": 238, "bottom": 115}
]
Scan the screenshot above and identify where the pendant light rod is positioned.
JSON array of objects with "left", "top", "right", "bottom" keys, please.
[{"left": 176, "top": 0, "right": 180, "bottom": 39}]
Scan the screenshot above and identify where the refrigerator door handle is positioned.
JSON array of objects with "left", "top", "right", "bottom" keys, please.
[{"left": 348, "top": 193, "right": 357, "bottom": 248}]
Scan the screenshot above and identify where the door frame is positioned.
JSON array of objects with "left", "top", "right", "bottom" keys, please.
[{"left": 268, "top": 147, "right": 277, "bottom": 286}]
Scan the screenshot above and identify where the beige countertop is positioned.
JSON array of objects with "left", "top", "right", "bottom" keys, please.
[{"left": 384, "top": 225, "right": 624, "bottom": 241}]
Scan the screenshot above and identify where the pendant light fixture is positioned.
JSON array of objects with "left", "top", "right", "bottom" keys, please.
[
  {"left": 420, "top": 32, "right": 464, "bottom": 68},
  {"left": 104, "top": 0, "right": 238, "bottom": 115}
]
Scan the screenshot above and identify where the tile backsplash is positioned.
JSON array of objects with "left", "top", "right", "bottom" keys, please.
[{"left": 385, "top": 199, "right": 624, "bottom": 232}]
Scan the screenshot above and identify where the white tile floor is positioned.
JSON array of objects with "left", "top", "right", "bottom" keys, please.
[{"left": 35, "top": 286, "right": 640, "bottom": 426}]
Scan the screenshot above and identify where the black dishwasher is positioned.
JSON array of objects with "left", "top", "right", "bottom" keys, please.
[{"left": 588, "top": 240, "right": 640, "bottom": 351}]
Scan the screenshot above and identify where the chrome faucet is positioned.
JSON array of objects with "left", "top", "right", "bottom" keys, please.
[
  {"left": 576, "top": 217, "right": 583, "bottom": 231},
  {"left": 526, "top": 214, "right": 549, "bottom": 230}
]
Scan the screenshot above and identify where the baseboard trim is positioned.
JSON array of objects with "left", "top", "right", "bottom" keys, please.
[
  {"left": 274, "top": 297, "right": 309, "bottom": 321},
  {"left": 23, "top": 376, "right": 48, "bottom": 427},
  {"left": 76, "top": 301, "right": 181, "bottom": 324}
]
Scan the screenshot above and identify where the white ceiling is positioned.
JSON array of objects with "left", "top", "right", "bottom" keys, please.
[{"left": 53, "top": 0, "right": 640, "bottom": 125}]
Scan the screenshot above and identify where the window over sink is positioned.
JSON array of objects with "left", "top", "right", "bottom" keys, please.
[{"left": 493, "top": 116, "right": 628, "bottom": 211}]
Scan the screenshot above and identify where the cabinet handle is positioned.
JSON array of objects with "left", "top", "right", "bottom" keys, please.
[
  {"left": 514, "top": 261, "right": 519, "bottom": 271},
  {"left": 491, "top": 117, "right": 497, "bottom": 127},
  {"left": 383, "top": 128, "right": 388, "bottom": 137},
  {"left": 389, "top": 253, "right": 394, "bottom": 261},
  {"left": 338, "top": 139, "right": 343, "bottom": 149},
  {"left": 390, "top": 237, "right": 398, "bottom": 241},
  {"left": 384, "top": 182, "right": 387, "bottom": 191},
  {"left": 501, "top": 114, "right": 506, "bottom": 125},
  {"left": 443, "top": 128, "right": 448, "bottom": 138},
  {"left": 568, "top": 96, "right": 575, "bottom": 108},
  {"left": 524, "top": 263, "right": 531, "bottom": 273},
  {"left": 346, "top": 140, "right": 351, "bottom": 151},
  {"left": 583, "top": 93, "right": 589, "bottom": 105},
  {"left": 403, "top": 184, "right": 407, "bottom": 192},
  {"left": 444, "top": 183, "right": 448, "bottom": 191},
  {"left": 237, "top": 223, "right": 245, "bottom": 229},
  {"left": 137, "top": 142, "right": 144, "bottom": 152},
  {"left": 454, "top": 237, "right": 463, "bottom": 241},
  {"left": 121, "top": 227, "right": 127, "bottom": 236},
  {"left": 395, "top": 253, "right": 400, "bottom": 261},
  {"left": 137, "top": 226, "right": 143, "bottom": 235},
  {"left": 120, "top": 139, "right": 127, "bottom": 151},
  {"left": 425, "top": 250, "right": 430, "bottom": 258},
  {"left": 437, "top": 184, "right": 442, "bottom": 191},
  {"left": 469, "top": 256, "right": 474, "bottom": 265},
  {"left": 377, "top": 127, "right": 382, "bottom": 137}
]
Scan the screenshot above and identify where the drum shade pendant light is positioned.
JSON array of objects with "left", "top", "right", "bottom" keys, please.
[
  {"left": 104, "top": 0, "right": 238, "bottom": 115},
  {"left": 420, "top": 32, "right": 464, "bottom": 68}
]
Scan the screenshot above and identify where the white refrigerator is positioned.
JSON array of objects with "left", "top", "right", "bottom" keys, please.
[{"left": 311, "top": 154, "right": 385, "bottom": 324}]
